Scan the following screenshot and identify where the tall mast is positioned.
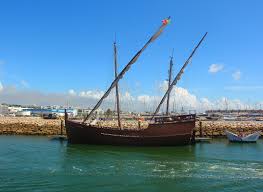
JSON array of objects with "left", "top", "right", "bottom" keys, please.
[
  {"left": 83, "top": 17, "right": 171, "bottom": 123},
  {"left": 114, "top": 41, "right": 121, "bottom": 128},
  {"left": 151, "top": 32, "right": 208, "bottom": 120},
  {"left": 166, "top": 50, "right": 174, "bottom": 115}
]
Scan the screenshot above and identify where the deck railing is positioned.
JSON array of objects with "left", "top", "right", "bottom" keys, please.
[{"left": 154, "top": 114, "right": 196, "bottom": 123}]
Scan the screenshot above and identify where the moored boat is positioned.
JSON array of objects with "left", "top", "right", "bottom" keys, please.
[
  {"left": 66, "top": 114, "right": 196, "bottom": 145},
  {"left": 65, "top": 17, "right": 207, "bottom": 146},
  {"left": 225, "top": 130, "right": 261, "bottom": 143}
]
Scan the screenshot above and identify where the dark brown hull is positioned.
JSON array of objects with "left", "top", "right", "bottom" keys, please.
[{"left": 65, "top": 118, "right": 195, "bottom": 146}]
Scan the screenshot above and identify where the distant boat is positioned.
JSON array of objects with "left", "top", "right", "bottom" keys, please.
[
  {"left": 206, "top": 114, "right": 221, "bottom": 121},
  {"left": 223, "top": 115, "right": 237, "bottom": 121},
  {"left": 225, "top": 130, "right": 261, "bottom": 143}
]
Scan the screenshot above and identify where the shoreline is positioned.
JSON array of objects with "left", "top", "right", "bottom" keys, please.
[
  {"left": 0, "top": 117, "right": 64, "bottom": 136},
  {"left": 0, "top": 117, "right": 262, "bottom": 137},
  {"left": 196, "top": 120, "right": 263, "bottom": 137}
]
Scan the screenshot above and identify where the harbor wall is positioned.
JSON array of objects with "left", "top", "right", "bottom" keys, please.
[
  {"left": 0, "top": 117, "right": 65, "bottom": 135},
  {"left": 0, "top": 117, "right": 263, "bottom": 137},
  {"left": 195, "top": 120, "right": 263, "bottom": 137}
]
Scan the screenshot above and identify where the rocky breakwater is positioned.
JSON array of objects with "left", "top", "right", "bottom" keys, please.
[
  {"left": 196, "top": 120, "right": 263, "bottom": 137},
  {"left": 0, "top": 117, "right": 64, "bottom": 135},
  {"left": 1, "top": 117, "right": 263, "bottom": 137}
]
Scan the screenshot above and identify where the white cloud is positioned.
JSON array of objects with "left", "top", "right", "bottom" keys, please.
[
  {"left": 200, "top": 98, "right": 214, "bottom": 110},
  {"left": 0, "top": 83, "right": 261, "bottom": 112},
  {"left": 137, "top": 95, "right": 153, "bottom": 103},
  {"left": 121, "top": 91, "right": 134, "bottom": 101},
  {"left": 68, "top": 89, "right": 77, "bottom": 96},
  {"left": 159, "top": 80, "right": 169, "bottom": 92},
  {"left": 78, "top": 90, "right": 104, "bottom": 99},
  {"left": 20, "top": 80, "right": 29, "bottom": 88},
  {"left": 134, "top": 86, "right": 260, "bottom": 112},
  {"left": 232, "top": 70, "right": 241, "bottom": 80},
  {"left": 208, "top": 64, "right": 224, "bottom": 73},
  {"left": 0, "top": 81, "right": 3, "bottom": 92}
]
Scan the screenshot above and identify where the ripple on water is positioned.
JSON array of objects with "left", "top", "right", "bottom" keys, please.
[{"left": 98, "top": 159, "right": 263, "bottom": 180}]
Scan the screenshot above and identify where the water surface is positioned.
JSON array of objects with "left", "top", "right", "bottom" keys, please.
[{"left": 0, "top": 136, "right": 262, "bottom": 192}]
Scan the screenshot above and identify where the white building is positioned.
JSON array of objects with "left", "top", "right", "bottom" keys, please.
[
  {"left": 16, "top": 111, "right": 31, "bottom": 116},
  {"left": 8, "top": 106, "right": 23, "bottom": 113},
  {"left": 77, "top": 108, "right": 104, "bottom": 116}
]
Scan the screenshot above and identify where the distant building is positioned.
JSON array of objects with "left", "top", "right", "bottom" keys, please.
[
  {"left": 0, "top": 105, "right": 26, "bottom": 116},
  {"left": 23, "top": 108, "right": 77, "bottom": 117},
  {"left": 77, "top": 108, "right": 104, "bottom": 117},
  {"left": 8, "top": 106, "right": 23, "bottom": 113},
  {"left": 16, "top": 111, "right": 31, "bottom": 116}
]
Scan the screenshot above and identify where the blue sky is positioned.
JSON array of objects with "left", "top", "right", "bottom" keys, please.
[{"left": 0, "top": 0, "right": 263, "bottom": 106}]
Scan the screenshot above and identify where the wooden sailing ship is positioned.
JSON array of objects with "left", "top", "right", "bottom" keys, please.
[{"left": 65, "top": 17, "right": 207, "bottom": 146}]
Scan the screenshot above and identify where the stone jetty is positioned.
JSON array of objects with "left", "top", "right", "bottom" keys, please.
[
  {"left": 195, "top": 120, "right": 263, "bottom": 137},
  {"left": 0, "top": 117, "right": 64, "bottom": 135},
  {"left": 0, "top": 117, "right": 263, "bottom": 137}
]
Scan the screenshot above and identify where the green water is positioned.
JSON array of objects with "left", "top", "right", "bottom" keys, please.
[{"left": 0, "top": 136, "right": 262, "bottom": 192}]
